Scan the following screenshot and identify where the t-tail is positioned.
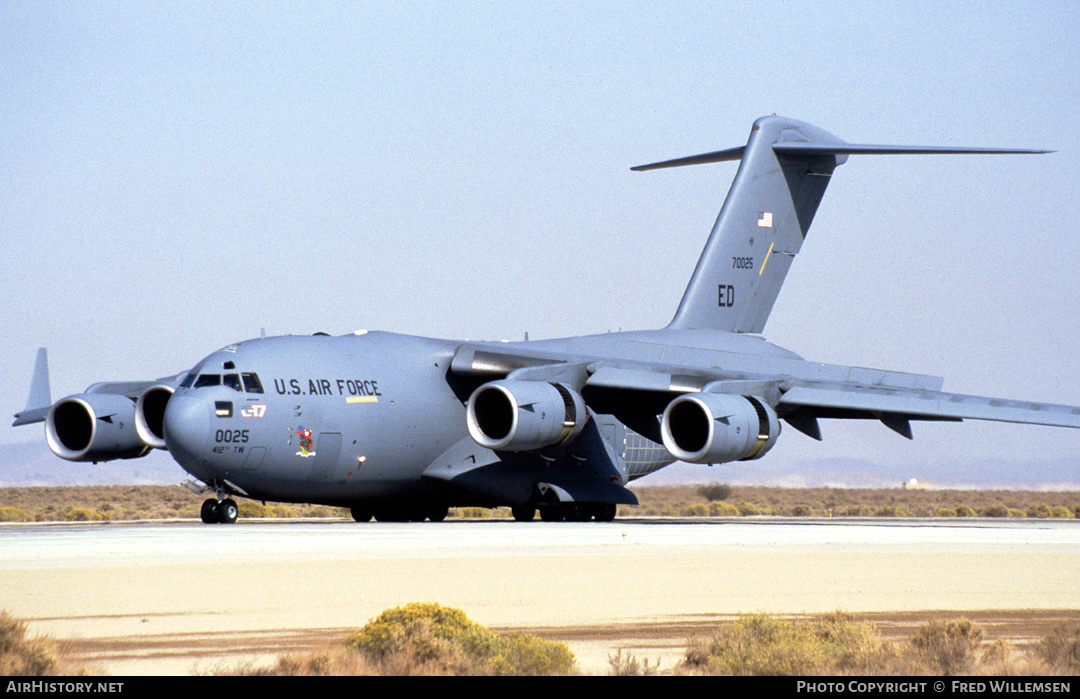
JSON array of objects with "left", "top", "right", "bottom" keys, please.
[{"left": 633, "top": 115, "right": 1050, "bottom": 334}]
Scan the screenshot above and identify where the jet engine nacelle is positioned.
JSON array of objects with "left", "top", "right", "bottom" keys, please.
[
  {"left": 466, "top": 380, "right": 587, "bottom": 452},
  {"left": 45, "top": 394, "right": 149, "bottom": 462},
  {"left": 135, "top": 384, "right": 174, "bottom": 450},
  {"left": 661, "top": 393, "right": 780, "bottom": 464}
]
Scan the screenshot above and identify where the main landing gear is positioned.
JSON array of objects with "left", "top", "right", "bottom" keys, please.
[
  {"left": 350, "top": 504, "right": 451, "bottom": 523},
  {"left": 520, "top": 503, "right": 618, "bottom": 522},
  {"left": 201, "top": 497, "right": 239, "bottom": 524}
]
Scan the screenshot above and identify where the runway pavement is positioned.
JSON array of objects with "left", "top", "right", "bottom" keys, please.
[{"left": 2, "top": 517, "right": 1078, "bottom": 674}]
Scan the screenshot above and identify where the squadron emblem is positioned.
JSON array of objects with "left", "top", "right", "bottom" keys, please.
[{"left": 294, "top": 426, "right": 315, "bottom": 457}]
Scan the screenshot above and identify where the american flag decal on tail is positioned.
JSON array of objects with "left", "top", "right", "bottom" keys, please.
[{"left": 757, "top": 211, "right": 773, "bottom": 228}]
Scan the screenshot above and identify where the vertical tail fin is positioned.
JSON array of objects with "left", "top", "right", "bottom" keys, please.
[
  {"left": 13, "top": 348, "right": 52, "bottom": 426},
  {"left": 634, "top": 115, "right": 1048, "bottom": 334},
  {"left": 635, "top": 116, "right": 847, "bottom": 333}
]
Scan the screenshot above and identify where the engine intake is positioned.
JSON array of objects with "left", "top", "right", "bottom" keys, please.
[
  {"left": 661, "top": 393, "right": 780, "bottom": 464},
  {"left": 45, "top": 394, "right": 149, "bottom": 462},
  {"left": 466, "top": 380, "right": 587, "bottom": 451},
  {"left": 135, "top": 385, "right": 175, "bottom": 450}
]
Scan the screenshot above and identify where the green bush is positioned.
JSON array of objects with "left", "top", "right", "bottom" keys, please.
[
  {"left": 344, "top": 603, "right": 575, "bottom": 676},
  {"left": 239, "top": 502, "right": 270, "bottom": 518},
  {"left": 954, "top": 505, "right": 977, "bottom": 517},
  {"left": 0, "top": 507, "right": 30, "bottom": 522},
  {"left": 1028, "top": 503, "right": 1053, "bottom": 518},
  {"left": 681, "top": 613, "right": 890, "bottom": 675},
  {"left": 490, "top": 632, "right": 576, "bottom": 676},
  {"left": 709, "top": 501, "right": 739, "bottom": 517},
  {"left": 52, "top": 506, "right": 111, "bottom": 522},
  {"left": 735, "top": 502, "right": 763, "bottom": 516},
  {"left": 791, "top": 504, "right": 814, "bottom": 517}
]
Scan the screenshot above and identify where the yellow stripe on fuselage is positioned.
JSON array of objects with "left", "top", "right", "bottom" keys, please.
[
  {"left": 346, "top": 396, "right": 378, "bottom": 404},
  {"left": 759, "top": 242, "right": 774, "bottom": 276}
]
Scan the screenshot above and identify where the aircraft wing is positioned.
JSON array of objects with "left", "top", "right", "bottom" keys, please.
[
  {"left": 451, "top": 342, "right": 1080, "bottom": 447},
  {"left": 778, "top": 382, "right": 1080, "bottom": 429}
]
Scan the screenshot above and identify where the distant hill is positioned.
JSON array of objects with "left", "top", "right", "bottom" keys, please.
[
  {"left": 1, "top": 439, "right": 1078, "bottom": 490},
  {"left": 0, "top": 441, "right": 189, "bottom": 486},
  {"left": 624, "top": 455, "right": 1080, "bottom": 490}
]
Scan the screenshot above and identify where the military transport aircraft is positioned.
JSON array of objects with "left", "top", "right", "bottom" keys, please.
[{"left": 14, "top": 116, "right": 1078, "bottom": 524}]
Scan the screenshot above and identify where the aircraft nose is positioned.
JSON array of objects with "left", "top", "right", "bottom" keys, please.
[{"left": 163, "top": 394, "right": 210, "bottom": 468}]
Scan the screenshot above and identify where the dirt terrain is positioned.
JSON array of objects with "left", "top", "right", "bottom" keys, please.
[
  {"left": 5, "top": 517, "right": 1077, "bottom": 675},
  {"left": 57, "top": 609, "right": 1080, "bottom": 675}
]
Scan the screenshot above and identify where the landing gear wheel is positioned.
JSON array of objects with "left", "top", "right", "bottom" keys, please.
[
  {"left": 351, "top": 507, "right": 373, "bottom": 522},
  {"left": 512, "top": 506, "right": 536, "bottom": 522},
  {"left": 200, "top": 499, "right": 220, "bottom": 524},
  {"left": 593, "top": 503, "right": 617, "bottom": 522},
  {"left": 427, "top": 505, "right": 449, "bottom": 522},
  {"left": 218, "top": 498, "right": 239, "bottom": 524},
  {"left": 539, "top": 507, "right": 564, "bottom": 522},
  {"left": 564, "top": 503, "right": 592, "bottom": 522}
]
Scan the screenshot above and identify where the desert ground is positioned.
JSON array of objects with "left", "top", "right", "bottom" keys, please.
[{"left": 3, "top": 517, "right": 1078, "bottom": 675}]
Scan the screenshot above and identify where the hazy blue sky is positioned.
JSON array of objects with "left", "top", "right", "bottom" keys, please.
[{"left": 3, "top": 1, "right": 1079, "bottom": 482}]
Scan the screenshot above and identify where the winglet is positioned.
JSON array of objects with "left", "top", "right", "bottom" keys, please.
[{"left": 12, "top": 348, "right": 52, "bottom": 427}]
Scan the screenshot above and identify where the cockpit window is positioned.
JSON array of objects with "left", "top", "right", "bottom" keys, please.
[
  {"left": 194, "top": 374, "right": 221, "bottom": 388},
  {"left": 180, "top": 372, "right": 197, "bottom": 389},
  {"left": 242, "top": 372, "right": 264, "bottom": 394},
  {"left": 223, "top": 374, "right": 242, "bottom": 392}
]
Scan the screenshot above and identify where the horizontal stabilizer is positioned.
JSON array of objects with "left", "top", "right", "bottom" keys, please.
[
  {"left": 632, "top": 142, "right": 1051, "bottom": 172},
  {"left": 631, "top": 146, "right": 745, "bottom": 171},
  {"left": 773, "top": 143, "right": 1052, "bottom": 156}
]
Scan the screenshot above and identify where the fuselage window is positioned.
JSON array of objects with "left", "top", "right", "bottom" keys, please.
[
  {"left": 194, "top": 374, "right": 221, "bottom": 388},
  {"left": 180, "top": 372, "right": 197, "bottom": 389},
  {"left": 223, "top": 374, "right": 242, "bottom": 392},
  {"left": 242, "top": 373, "right": 265, "bottom": 394}
]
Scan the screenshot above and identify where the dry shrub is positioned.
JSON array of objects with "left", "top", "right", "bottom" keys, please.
[
  {"left": 0, "top": 611, "right": 57, "bottom": 676},
  {"left": 1038, "top": 622, "right": 1080, "bottom": 673},
  {"left": 344, "top": 603, "right": 575, "bottom": 676},
  {"left": 697, "top": 483, "right": 733, "bottom": 502},
  {"left": 608, "top": 649, "right": 659, "bottom": 676},
  {"left": 910, "top": 618, "right": 983, "bottom": 675}
]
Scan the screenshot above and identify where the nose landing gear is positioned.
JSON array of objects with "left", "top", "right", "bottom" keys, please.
[{"left": 200, "top": 497, "right": 239, "bottom": 524}]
